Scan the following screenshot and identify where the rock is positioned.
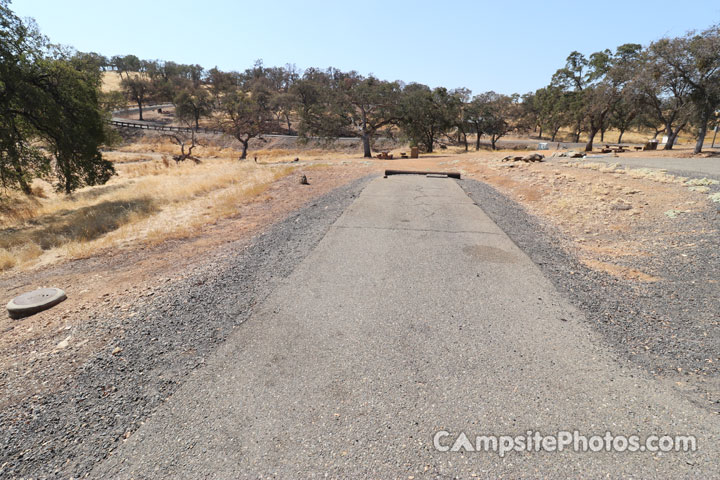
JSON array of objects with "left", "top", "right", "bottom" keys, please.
[
  {"left": 56, "top": 335, "right": 71, "bottom": 349},
  {"left": 112, "top": 346, "right": 123, "bottom": 355},
  {"left": 611, "top": 203, "right": 632, "bottom": 211},
  {"left": 299, "top": 174, "right": 309, "bottom": 185},
  {"left": 522, "top": 153, "right": 545, "bottom": 162},
  {"left": 559, "top": 151, "right": 586, "bottom": 158}
]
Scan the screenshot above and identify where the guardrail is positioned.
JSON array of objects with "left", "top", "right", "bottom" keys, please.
[
  {"left": 107, "top": 119, "right": 362, "bottom": 141},
  {"left": 108, "top": 120, "right": 225, "bottom": 135}
]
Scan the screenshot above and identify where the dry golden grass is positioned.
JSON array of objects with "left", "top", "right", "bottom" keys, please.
[
  {"left": 0, "top": 156, "right": 296, "bottom": 271},
  {"left": 102, "top": 71, "right": 123, "bottom": 92},
  {"left": 551, "top": 126, "right": 700, "bottom": 145}
]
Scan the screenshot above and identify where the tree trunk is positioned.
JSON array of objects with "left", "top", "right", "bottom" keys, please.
[
  {"left": 491, "top": 135, "right": 497, "bottom": 150},
  {"left": 600, "top": 127, "right": 605, "bottom": 143},
  {"left": 538, "top": 125, "right": 543, "bottom": 139},
  {"left": 63, "top": 166, "right": 73, "bottom": 194},
  {"left": 239, "top": 140, "right": 248, "bottom": 160},
  {"left": 137, "top": 99, "right": 144, "bottom": 121},
  {"left": 694, "top": 107, "right": 710, "bottom": 154},
  {"left": 462, "top": 132, "right": 468, "bottom": 151},
  {"left": 585, "top": 127, "right": 599, "bottom": 152},
  {"left": 475, "top": 130, "right": 481, "bottom": 150},
  {"left": 285, "top": 115, "right": 292, "bottom": 135},
  {"left": 617, "top": 129, "right": 625, "bottom": 144},
  {"left": 663, "top": 122, "right": 685, "bottom": 151},
  {"left": 361, "top": 132, "right": 372, "bottom": 158},
  {"left": 662, "top": 121, "right": 683, "bottom": 150},
  {"left": 573, "top": 120, "right": 582, "bottom": 143},
  {"left": 551, "top": 126, "right": 560, "bottom": 142},
  {"left": 15, "top": 164, "right": 31, "bottom": 194},
  {"left": 195, "top": 114, "right": 200, "bottom": 130},
  {"left": 664, "top": 134, "right": 676, "bottom": 150}
]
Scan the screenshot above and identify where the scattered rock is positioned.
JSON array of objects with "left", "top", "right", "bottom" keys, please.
[
  {"left": 56, "top": 336, "right": 71, "bottom": 349},
  {"left": 501, "top": 153, "right": 544, "bottom": 163},
  {"left": 522, "top": 153, "right": 545, "bottom": 162},
  {"left": 558, "top": 151, "right": 586, "bottom": 158},
  {"left": 610, "top": 200, "right": 632, "bottom": 211}
]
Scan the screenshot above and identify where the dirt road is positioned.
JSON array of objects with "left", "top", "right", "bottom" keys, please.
[{"left": 93, "top": 175, "right": 719, "bottom": 478}]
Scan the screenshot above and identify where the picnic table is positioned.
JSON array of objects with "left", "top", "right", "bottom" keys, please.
[{"left": 601, "top": 144, "right": 630, "bottom": 153}]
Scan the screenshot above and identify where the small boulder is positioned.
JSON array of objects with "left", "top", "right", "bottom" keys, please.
[
  {"left": 610, "top": 200, "right": 632, "bottom": 211},
  {"left": 522, "top": 153, "right": 545, "bottom": 162},
  {"left": 559, "top": 151, "right": 586, "bottom": 158}
]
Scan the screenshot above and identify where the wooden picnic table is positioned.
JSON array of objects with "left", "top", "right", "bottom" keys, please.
[{"left": 602, "top": 144, "right": 630, "bottom": 153}]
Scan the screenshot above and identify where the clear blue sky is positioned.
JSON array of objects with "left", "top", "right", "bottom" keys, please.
[{"left": 11, "top": 0, "right": 720, "bottom": 95}]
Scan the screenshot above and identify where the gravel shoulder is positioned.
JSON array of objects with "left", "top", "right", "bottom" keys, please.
[
  {"left": 0, "top": 175, "right": 374, "bottom": 478},
  {"left": 459, "top": 178, "right": 720, "bottom": 412}
]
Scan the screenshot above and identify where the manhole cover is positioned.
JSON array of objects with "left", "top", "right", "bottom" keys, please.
[{"left": 7, "top": 288, "right": 67, "bottom": 319}]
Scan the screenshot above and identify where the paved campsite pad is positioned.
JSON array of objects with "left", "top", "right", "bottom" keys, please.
[
  {"left": 94, "top": 176, "right": 719, "bottom": 478},
  {"left": 6, "top": 288, "right": 66, "bottom": 319}
]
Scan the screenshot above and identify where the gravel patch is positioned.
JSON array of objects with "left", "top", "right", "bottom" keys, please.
[
  {"left": 460, "top": 179, "right": 720, "bottom": 412},
  {"left": 0, "top": 175, "right": 374, "bottom": 479}
]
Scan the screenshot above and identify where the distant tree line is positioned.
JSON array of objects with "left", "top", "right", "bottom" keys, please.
[
  {"left": 2, "top": 0, "right": 718, "bottom": 195},
  {"left": 104, "top": 24, "right": 718, "bottom": 160},
  {"left": 102, "top": 57, "right": 532, "bottom": 158}
]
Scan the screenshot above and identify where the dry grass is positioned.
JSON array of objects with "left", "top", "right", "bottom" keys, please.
[
  {"left": 101, "top": 71, "right": 124, "bottom": 92},
  {"left": 0, "top": 156, "right": 295, "bottom": 271},
  {"left": 550, "top": 126, "right": 703, "bottom": 146}
]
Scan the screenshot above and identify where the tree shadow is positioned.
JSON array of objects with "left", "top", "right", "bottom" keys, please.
[{"left": 0, "top": 198, "right": 157, "bottom": 251}]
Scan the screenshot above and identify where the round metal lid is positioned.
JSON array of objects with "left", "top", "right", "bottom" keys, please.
[{"left": 7, "top": 288, "right": 67, "bottom": 319}]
